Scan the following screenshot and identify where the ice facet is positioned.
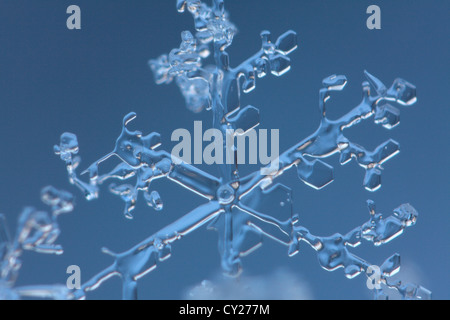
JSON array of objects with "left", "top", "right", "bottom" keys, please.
[
  {"left": 275, "top": 30, "right": 298, "bottom": 55},
  {"left": 364, "top": 168, "right": 381, "bottom": 191},
  {"left": 374, "top": 103, "right": 401, "bottom": 129},
  {"left": 298, "top": 159, "right": 334, "bottom": 190}
]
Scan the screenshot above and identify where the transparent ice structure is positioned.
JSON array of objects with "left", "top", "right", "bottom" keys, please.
[{"left": 0, "top": 0, "right": 431, "bottom": 300}]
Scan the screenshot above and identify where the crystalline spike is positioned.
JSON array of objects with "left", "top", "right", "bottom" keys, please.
[
  {"left": 364, "top": 70, "right": 387, "bottom": 96},
  {"left": 13, "top": 284, "right": 74, "bottom": 300},
  {"left": 0, "top": 215, "right": 11, "bottom": 262}
]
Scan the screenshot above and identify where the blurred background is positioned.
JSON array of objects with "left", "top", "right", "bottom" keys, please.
[{"left": 0, "top": 0, "right": 448, "bottom": 299}]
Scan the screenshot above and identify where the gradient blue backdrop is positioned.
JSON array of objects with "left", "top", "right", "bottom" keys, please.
[{"left": 0, "top": 0, "right": 448, "bottom": 299}]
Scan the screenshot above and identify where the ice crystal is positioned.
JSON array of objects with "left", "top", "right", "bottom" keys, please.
[
  {"left": 0, "top": 0, "right": 431, "bottom": 300},
  {"left": 0, "top": 187, "right": 75, "bottom": 300}
]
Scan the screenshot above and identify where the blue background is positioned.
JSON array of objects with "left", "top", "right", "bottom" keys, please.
[{"left": 0, "top": 0, "right": 448, "bottom": 299}]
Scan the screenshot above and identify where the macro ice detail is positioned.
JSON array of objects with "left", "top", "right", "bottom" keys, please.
[
  {"left": 0, "top": 0, "right": 430, "bottom": 300},
  {"left": 0, "top": 187, "right": 75, "bottom": 300}
]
